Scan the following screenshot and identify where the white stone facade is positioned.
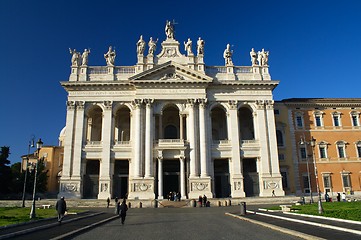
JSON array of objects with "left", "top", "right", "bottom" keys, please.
[{"left": 59, "top": 23, "right": 284, "bottom": 200}]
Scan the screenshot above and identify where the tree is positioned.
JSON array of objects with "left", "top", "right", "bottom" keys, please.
[
  {"left": 0, "top": 146, "right": 11, "bottom": 194},
  {"left": 10, "top": 162, "right": 23, "bottom": 194}
]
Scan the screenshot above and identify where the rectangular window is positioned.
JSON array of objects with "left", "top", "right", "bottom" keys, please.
[
  {"left": 296, "top": 116, "right": 303, "bottom": 128},
  {"left": 300, "top": 147, "right": 307, "bottom": 159},
  {"left": 338, "top": 146, "right": 345, "bottom": 158},
  {"left": 278, "top": 153, "right": 285, "bottom": 161},
  {"left": 302, "top": 175, "right": 310, "bottom": 192},
  {"left": 315, "top": 116, "right": 322, "bottom": 127},
  {"left": 342, "top": 175, "right": 351, "bottom": 188},
  {"left": 357, "top": 146, "right": 361, "bottom": 158},
  {"left": 333, "top": 116, "right": 340, "bottom": 126},
  {"left": 320, "top": 146, "right": 327, "bottom": 159},
  {"left": 352, "top": 116, "right": 359, "bottom": 126},
  {"left": 323, "top": 175, "right": 332, "bottom": 188},
  {"left": 274, "top": 109, "right": 280, "bottom": 115}
]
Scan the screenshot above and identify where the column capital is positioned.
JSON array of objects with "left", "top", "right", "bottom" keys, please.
[
  {"left": 76, "top": 101, "right": 85, "bottom": 110},
  {"left": 255, "top": 100, "right": 265, "bottom": 110},
  {"left": 103, "top": 100, "right": 113, "bottom": 110},
  {"left": 198, "top": 98, "right": 208, "bottom": 107},
  {"left": 132, "top": 99, "right": 144, "bottom": 108},
  {"left": 144, "top": 98, "right": 154, "bottom": 106},
  {"left": 186, "top": 98, "right": 197, "bottom": 107},
  {"left": 66, "top": 101, "right": 76, "bottom": 110},
  {"left": 228, "top": 100, "right": 238, "bottom": 110},
  {"left": 265, "top": 100, "right": 274, "bottom": 109}
]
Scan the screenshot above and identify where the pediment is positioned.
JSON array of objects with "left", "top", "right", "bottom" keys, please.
[{"left": 129, "top": 61, "right": 213, "bottom": 83}]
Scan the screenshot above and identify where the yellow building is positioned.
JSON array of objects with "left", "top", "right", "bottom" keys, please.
[
  {"left": 282, "top": 98, "right": 361, "bottom": 198},
  {"left": 21, "top": 146, "right": 64, "bottom": 196}
]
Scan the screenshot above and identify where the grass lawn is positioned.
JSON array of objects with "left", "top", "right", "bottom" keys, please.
[
  {"left": 290, "top": 201, "right": 361, "bottom": 221},
  {"left": 0, "top": 207, "right": 83, "bottom": 227}
]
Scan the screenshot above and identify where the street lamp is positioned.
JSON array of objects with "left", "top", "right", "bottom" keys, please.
[
  {"left": 30, "top": 138, "right": 43, "bottom": 219},
  {"left": 309, "top": 137, "right": 324, "bottom": 214},
  {"left": 299, "top": 138, "right": 313, "bottom": 203},
  {"left": 21, "top": 136, "right": 35, "bottom": 207}
]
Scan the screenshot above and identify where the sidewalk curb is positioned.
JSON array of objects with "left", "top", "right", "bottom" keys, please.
[{"left": 225, "top": 212, "right": 325, "bottom": 240}]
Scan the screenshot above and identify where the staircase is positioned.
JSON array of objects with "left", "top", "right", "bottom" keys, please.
[{"left": 157, "top": 200, "right": 191, "bottom": 208}]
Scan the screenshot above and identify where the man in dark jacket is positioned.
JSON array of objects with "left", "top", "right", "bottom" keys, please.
[
  {"left": 119, "top": 199, "right": 128, "bottom": 225},
  {"left": 56, "top": 197, "right": 67, "bottom": 223}
]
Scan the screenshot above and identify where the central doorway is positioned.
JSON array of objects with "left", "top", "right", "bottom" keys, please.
[
  {"left": 163, "top": 160, "right": 180, "bottom": 199},
  {"left": 214, "top": 159, "right": 231, "bottom": 198},
  {"left": 243, "top": 158, "right": 259, "bottom": 196},
  {"left": 112, "top": 160, "right": 129, "bottom": 199}
]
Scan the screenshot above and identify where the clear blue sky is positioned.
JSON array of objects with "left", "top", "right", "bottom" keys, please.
[{"left": 1, "top": 0, "right": 360, "bottom": 164}]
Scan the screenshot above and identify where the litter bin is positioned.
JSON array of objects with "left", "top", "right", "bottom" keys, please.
[{"left": 240, "top": 202, "right": 246, "bottom": 215}]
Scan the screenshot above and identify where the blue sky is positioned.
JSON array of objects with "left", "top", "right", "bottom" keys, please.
[{"left": 1, "top": 0, "right": 360, "bottom": 164}]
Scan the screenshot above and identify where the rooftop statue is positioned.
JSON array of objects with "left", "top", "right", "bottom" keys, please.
[
  {"left": 69, "top": 48, "right": 80, "bottom": 67},
  {"left": 104, "top": 46, "right": 116, "bottom": 66},
  {"left": 197, "top": 37, "right": 205, "bottom": 55},
  {"left": 257, "top": 48, "right": 269, "bottom": 66},
  {"left": 165, "top": 20, "right": 174, "bottom": 39},
  {"left": 148, "top": 37, "right": 158, "bottom": 55},
  {"left": 223, "top": 44, "right": 233, "bottom": 66},
  {"left": 81, "top": 49, "right": 91, "bottom": 66},
  {"left": 250, "top": 48, "right": 257, "bottom": 66},
  {"left": 184, "top": 38, "right": 193, "bottom": 55},
  {"left": 137, "top": 35, "right": 146, "bottom": 55}
]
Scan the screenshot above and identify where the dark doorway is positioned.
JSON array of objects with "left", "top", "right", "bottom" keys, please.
[
  {"left": 243, "top": 158, "right": 259, "bottom": 196},
  {"left": 214, "top": 159, "right": 231, "bottom": 198},
  {"left": 163, "top": 160, "right": 179, "bottom": 198},
  {"left": 113, "top": 160, "right": 129, "bottom": 199},
  {"left": 83, "top": 160, "right": 100, "bottom": 199}
]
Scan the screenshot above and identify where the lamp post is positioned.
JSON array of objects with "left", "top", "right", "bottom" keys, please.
[
  {"left": 309, "top": 137, "right": 324, "bottom": 214},
  {"left": 30, "top": 138, "right": 43, "bottom": 219},
  {"left": 21, "top": 136, "right": 35, "bottom": 207},
  {"left": 299, "top": 138, "right": 314, "bottom": 203}
]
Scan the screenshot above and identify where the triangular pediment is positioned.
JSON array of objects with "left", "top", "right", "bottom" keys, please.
[{"left": 129, "top": 61, "right": 213, "bottom": 83}]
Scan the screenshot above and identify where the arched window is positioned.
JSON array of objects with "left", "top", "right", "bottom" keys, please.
[
  {"left": 211, "top": 106, "right": 228, "bottom": 140},
  {"left": 164, "top": 125, "right": 177, "bottom": 139}
]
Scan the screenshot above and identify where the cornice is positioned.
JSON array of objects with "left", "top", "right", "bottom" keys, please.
[{"left": 281, "top": 98, "right": 361, "bottom": 108}]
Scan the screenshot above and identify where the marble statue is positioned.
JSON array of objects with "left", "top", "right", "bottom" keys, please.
[
  {"left": 250, "top": 48, "right": 257, "bottom": 66},
  {"left": 81, "top": 49, "right": 91, "bottom": 66},
  {"left": 197, "top": 37, "right": 205, "bottom": 55},
  {"left": 69, "top": 48, "right": 80, "bottom": 67},
  {"left": 223, "top": 44, "right": 233, "bottom": 66},
  {"left": 261, "top": 48, "right": 269, "bottom": 66},
  {"left": 104, "top": 46, "right": 116, "bottom": 66},
  {"left": 148, "top": 37, "right": 158, "bottom": 55},
  {"left": 137, "top": 35, "right": 146, "bottom": 55},
  {"left": 257, "top": 50, "right": 262, "bottom": 66},
  {"left": 165, "top": 20, "right": 174, "bottom": 39},
  {"left": 184, "top": 38, "right": 193, "bottom": 55}
]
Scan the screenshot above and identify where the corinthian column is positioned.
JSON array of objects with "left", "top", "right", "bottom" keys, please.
[
  {"left": 132, "top": 99, "right": 143, "bottom": 177},
  {"left": 144, "top": 99, "right": 154, "bottom": 178},
  {"left": 186, "top": 99, "right": 197, "bottom": 177},
  {"left": 180, "top": 155, "right": 186, "bottom": 199},
  {"left": 157, "top": 156, "right": 163, "bottom": 199},
  {"left": 198, "top": 99, "right": 208, "bottom": 177},
  {"left": 72, "top": 101, "right": 85, "bottom": 180},
  {"left": 62, "top": 101, "right": 76, "bottom": 178}
]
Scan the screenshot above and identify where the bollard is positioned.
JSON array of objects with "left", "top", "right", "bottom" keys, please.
[{"left": 240, "top": 202, "right": 246, "bottom": 215}]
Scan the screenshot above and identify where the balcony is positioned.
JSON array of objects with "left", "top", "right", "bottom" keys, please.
[{"left": 155, "top": 139, "right": 187, "bottom": 149}]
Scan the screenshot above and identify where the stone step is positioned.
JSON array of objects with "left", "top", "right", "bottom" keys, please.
[{"left": 157, "top": 200, "right": 190, "bottom": 208}]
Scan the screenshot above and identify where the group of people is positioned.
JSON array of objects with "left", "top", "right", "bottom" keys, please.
[
  {"left": 324, "top": 192, "right": 348, "bottom": 202},
  {"left": 198, "top": 195, "right": 210, "bottom": 207},
  {"left": 167, "top": 191, "right": 181, "bottom": 201},
  {"left": 114, "top": 197, "right": 128, "bottom": 225}
]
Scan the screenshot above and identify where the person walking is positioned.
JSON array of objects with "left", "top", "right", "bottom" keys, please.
[
  {"left": 56, "top": 197, "right": 67, "bottom": 223},
  {"left": 119, "top": 199, "right": 128, "bottom": 225},
  {"left": 107, "top": 197, "right": 110, "bottom": 208}
]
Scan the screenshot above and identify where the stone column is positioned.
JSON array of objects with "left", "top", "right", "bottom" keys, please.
[
  {"left": 132, "top": 99, "right": 143, "bottom": 178},
  {"left": 265, "top": 100, "right": 284, "bottom": 196},
  {"left": 180, "top": 155, "right": 186, "bottom": 199},
  {"left": 144, "top": 99, "right": 154, "bottom": 178},
  {"left": 157, "top": 156, "right": 163, "bottom": 199},
  {"left": 98, "top": 101, "right": 113, "bottom": 199},
  {"left": 227, "top": 100, "right": 245, "bottom": 197},
  {"left": 179, "top": 114, "right": 184, "bottom": 139},
  {"left": 62, "top": 101, "right": 76, "bottom": 179},
  {"left": 158, "top": 114, "right": 163, "bottom": 139},
  {"left": 198, "top": 99, "right": 208, "bottom": 177},
  {"left": 72, "top": 101, "right": 85, "bottom": 181},
  {"left": 186, "top": 99, "right": 197, "bottom": 177}
]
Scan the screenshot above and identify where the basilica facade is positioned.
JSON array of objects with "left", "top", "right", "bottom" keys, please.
[{"left": 59, "top": 23, "right": 285, "bottom": 201}]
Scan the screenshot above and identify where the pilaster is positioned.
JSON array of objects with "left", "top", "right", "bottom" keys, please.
[
  {"left": 186, "top": 99, "right": 197, "bottom": 178},
  {"left": 144, "top": 99, "right": 154, "bottom": 178},
  {"left": 72, "top": 101, "right": 85, "bottom": 181}
]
